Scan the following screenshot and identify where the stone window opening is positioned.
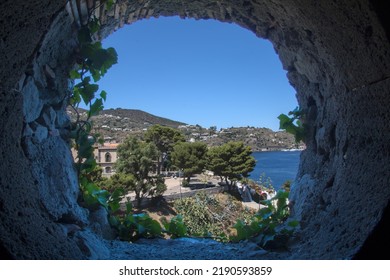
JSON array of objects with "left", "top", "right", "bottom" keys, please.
[
  {"left": 1, "top": 0, "right": 389, "bottom": 260},
  {"left": 105, "top": 152, "right": 112, "bottom": 163}
]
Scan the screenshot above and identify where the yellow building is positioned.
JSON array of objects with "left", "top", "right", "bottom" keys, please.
[
  {"left": 71, "top": 143, "right": 119, "bottom": 177},
  {"left": 93, "top": 143, "right": 119, "bottom": 177}
]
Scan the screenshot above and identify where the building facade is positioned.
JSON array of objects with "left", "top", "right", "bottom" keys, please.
[
  {"left": 93, "top": 143, "right": 119, "bottom": 177},
  {"left": 71, "top": 143, "right": 119, "bottom": 177}
]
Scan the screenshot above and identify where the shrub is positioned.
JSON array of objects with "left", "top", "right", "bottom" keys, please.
[{"left": 230, "top": 189, "right": 299, "bottom": 250}]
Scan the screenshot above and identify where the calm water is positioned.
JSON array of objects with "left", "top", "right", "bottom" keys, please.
[{"left": 249, "top": 151, "right": 301, "bottom": 189}]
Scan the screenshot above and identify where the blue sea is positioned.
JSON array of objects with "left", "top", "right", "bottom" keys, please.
[{"left": 249, "top": 151, "right": 301, "bottom": 189}]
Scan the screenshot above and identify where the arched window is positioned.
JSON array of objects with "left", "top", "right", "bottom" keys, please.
[
  {"left": 105, "top": 152, "right": 112, "bottom": 163},
  {"left": 105, "top": 166, "right": 112, "bottom": 174}
]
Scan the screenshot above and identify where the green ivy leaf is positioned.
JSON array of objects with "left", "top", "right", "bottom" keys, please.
[
  {"left": 80, "top": 83, "right": 99, "bottom": 105},
  {"left": 125, "top": 202, "right": 133, "bottom": 215},
  {"left": 70, "top": 88, "right": 81, "bottom": 105},
  {"left": 149, "top": 220, "right": 163, "bottom": 236},
  {"left": 277, "top": 114, "right": 291, "bottom": 129},
  {"left": 88, "top": 17, "right": 100, "bottom": 34},
  {"left": 106, "top": 47, "right": 118, "bottom": 65},
  {"left": 278, "top": 107, "right": 305, "bottom": 143},
  {"left": 90, "top": 48, "right": 110, "bottom": 70},
  {"left": 100, "top": 90, "right": 107, "bottom": 101},
  {"left": 89, "top": 98, "right": 104, "bottom": 117},
  {"left": 70, "top": 69, "right": 81, "bottom": 79},
  {"left": 78, "top": 26, "right": 92, "bottom": 44}
]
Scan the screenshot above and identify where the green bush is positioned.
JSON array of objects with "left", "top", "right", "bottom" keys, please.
[
  {"left": 161, "top": 215, "right": 188, "bottom": 239},
  {"left": 230, "top": 189, "right": 298, "bottom": 250}
]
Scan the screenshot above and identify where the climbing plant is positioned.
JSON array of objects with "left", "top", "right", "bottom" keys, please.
[
  {"left": 69, "top": 1, "right": 118, "bottom": 209},
  {"left": 230, "top": 189, "right": 299, "bottom": 249},
  {"left": 278, "top": 107, "right": 305, "bottom": 143}
]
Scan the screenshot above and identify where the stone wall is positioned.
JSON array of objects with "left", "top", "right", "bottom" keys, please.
[
  {"left": 0, "top": 0, "right": 110, "bottom": 259},
  {"left": 1, "top": 0, "right": 389, "bottom": 259}
]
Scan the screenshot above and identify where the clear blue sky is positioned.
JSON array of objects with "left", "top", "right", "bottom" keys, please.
[{"left": 95, "top": 16, "right": 297, "bottom": 131}]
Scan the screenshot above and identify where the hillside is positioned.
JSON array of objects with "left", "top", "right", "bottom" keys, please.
[
  {"left": 67, "top": 107, "right": 186, "bottom": 142},
  {"left": 67, "top": 107, "right": 302, "bottom": 151},
  {"left": 99, "top": 108, "right": 186, "bottom": 128}
]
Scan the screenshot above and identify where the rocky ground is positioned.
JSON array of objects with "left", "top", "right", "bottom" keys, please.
[{"left": 105, "top": 237, "right": 285, "bottom": 260}]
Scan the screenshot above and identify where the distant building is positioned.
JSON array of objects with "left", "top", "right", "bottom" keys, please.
[
  {"left": 71, "top": 143, "right": 119, "bottom": 178},
  {"left": 93, "top": 143, "right": 119, "bottom": 177}
]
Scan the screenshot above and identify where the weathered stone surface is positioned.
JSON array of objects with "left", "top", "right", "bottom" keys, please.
[
  {"left": 22, "top": 77, "right": 43, "bottom": 123},
  {"left": 23, "top": 136, "right": 88, "bottom": 226},
  {"left": 72, "top": 229, "right": 111, "bottom": 260},
  {"left": 42, "top": 106, "right": 56, "bottom": 130},
  {"left": 107, "top": 237, "right": 274, "bottom": 260},
  {"left": 89, "top": 206, "right": 117, "bottom": 240},
  {"left": 289, "top": 78, "right": 390, "bottom": 259},
  {"left": 32, "top": 124, "right": 48, "bottom": 143},
  {"left": 1, "top": 0, "right": 390, "bottom": 260}
]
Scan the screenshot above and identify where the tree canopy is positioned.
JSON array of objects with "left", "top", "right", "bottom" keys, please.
[
  {"left": 171, "top": 142, "right": 208, "bottom": 182},
  {"left": 144, "top": 125, "right": 185, "bottom": 174},
  {"left": 207, "top": 141, "right": 256, "bottom": 188},
  {"left": 115, "top": 136, "right": 167, "bottom": 205},
  {"left": 104, "top": 172, "right": 136, "bottom": 193}
]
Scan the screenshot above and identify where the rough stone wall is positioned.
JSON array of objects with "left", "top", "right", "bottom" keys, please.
[
  {"left": 1, "top": 0, "right": 389, "bottom": 259},
  {"left": 0, "top": 0, "right": 110, "bottom": 259},
  {"left": 94, "top": 0, "right": 390, "bottom": 259}
]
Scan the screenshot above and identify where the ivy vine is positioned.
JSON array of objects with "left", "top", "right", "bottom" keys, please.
[
  {"left": 69, "top": 1, "right": 117, "bottom": 209},
  {"left": 231, "top": 189, "right": 299, "bottom": 249},
  {"left": 278, "top": 107, "right": 305, "bottom": 143}
]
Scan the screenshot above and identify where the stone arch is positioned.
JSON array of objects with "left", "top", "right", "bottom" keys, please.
[{"left": 1, "top": 0, "right": 390, "bottom": 259}]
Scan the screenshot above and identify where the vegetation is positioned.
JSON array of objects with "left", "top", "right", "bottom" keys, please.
[
  {"left": 207, "top": 141, "right": 256, "bottom": 190},
  {"left": 68, "top": 107, "right": 300, "bottom": 151},
  {"left": 67, "top": 1, "right": 298, "bottom": 249},
  {"left": 110, "top": 201, "right": 163, "bottom": 241},
  {"left": 115, "top": 136, "right": 167, "bottom": 206},
  {"left": 278, "top": 107, "right": 305, "bottom": 143},
  {"left": 144, "top": 125, "right": 185, "bottom": 174},
  {"left": 171, "top": 142, "right": 208, "bottom": 183},
  {"left": 109, "top": 197, "right": 189, "bottom": 241},
  {"left": 105, "top": 178, "right": 297, "bottom": 248},
  {"left": 169, "top": 187, "right": 298, "bottom": 250},
  {"left": 160, "top": 215, "right": 188, "bottom": 239},
  {"left": 103, "top": 173, "right": 135, "bottom": 193},
  {"left": 231, "top": 188, "right": 298, "bottom": 249},
  {"left": 69, "top": 1, "right": 117, "bottom": 210},
  {"left": 173, "top": 192, "right": 254, "bottom": 241}
]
